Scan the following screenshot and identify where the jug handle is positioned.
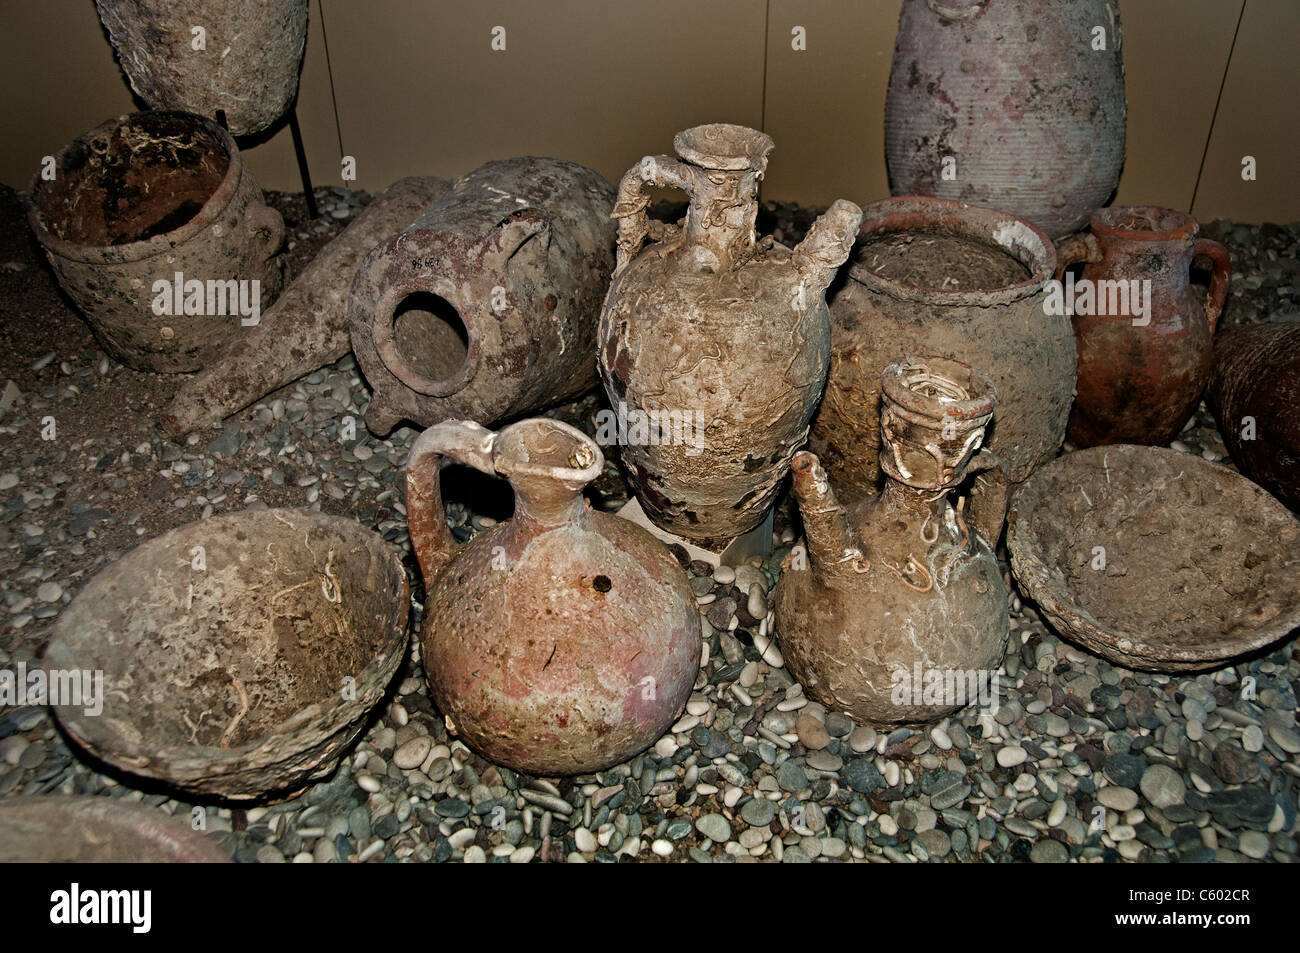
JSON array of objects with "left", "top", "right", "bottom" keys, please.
[
  {"left": 964, "top": 450, "right": 1008, "bottom": 548},
  {"left": 404, "top": 420, "right": 498, "bottom": 583},
  {"left": 1191, "top": 238, "right": 1231, "bottom": 335},
  {"left": 1053, "top": 231, "right": 1101, "bottom": 282},
  {"left": 247, "top": 204, "right": 285, "bottom": 263},
  {"left": 611, "top": 155, "right": 694, "bottom": 275}
]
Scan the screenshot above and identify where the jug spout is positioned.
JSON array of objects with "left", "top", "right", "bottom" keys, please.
[
  {"left": 793, "top": 199, "right": 863, "bottom": 298},
  {"left": 790, "top": 451, "right": 868, "bottom": 580}
]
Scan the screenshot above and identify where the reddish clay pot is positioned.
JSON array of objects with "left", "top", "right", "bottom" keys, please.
[
  {"left": 598, "top": 123, "right": 861, "bottom": 547},
  {"left": 350, "top": 158, "right": 616, "bottom": 436},
  {"left": 1057, "top": 206, "right": 1231, "bottom": 448},
  {"left": 885, "top": 0, "right": 1126, "bottom": 239},
  {"left": 1207, "top": 321, "right": 1300, "bottom": 511},
  {"left": 405, "top": 418, "right": 701, "bottom": 775},
  {"left": 811, "top": 196, "right": 1072, "bottom": 502},
  {"left": 776, "top": 357, "right": 1009, "bottom": 724},
  {"left": 26, "top": 111, "right": 284, "bottom": 373}
]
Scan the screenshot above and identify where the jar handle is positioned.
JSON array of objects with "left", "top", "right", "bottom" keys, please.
[
  {"left": 1053, "top": 231, "right": 1101, "bottom": 282},
  {"left": 964, "top": 449, "right": 1008, "bottom": 548},
  {"left": 404, "top": 420, "right": 498, "bottom": 583},
  {"left": 611, "top": 154, "right": 695, "bottom": 276},
  {"left": 1191, "top": 238, "right": 1231, "bottom": 335},
  {"left": 247, "top": 203, "right": 285, "bottom": 262}
]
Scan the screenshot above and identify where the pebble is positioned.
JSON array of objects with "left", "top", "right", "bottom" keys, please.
[
  {"left": 848, "top": 726, "right": 877, "bottom": 753},
  {"left": 741, "top": 798, "right": 776, "bottom": 827},
  {"left": 1242, "top": 724, "right": 1265, "bottom": 752},
  {"left": 996, "top": 745, "right": 1028, "bottom": 768},
  {"left": 392, "top": 736, "right": 432, "bottom": 770},
  {"left": 1269, "top": 723, "right": 1300, "bottom": 754},
  {"left": 1139, "top": 764, "right": 1186, "bottom": 809},
  {"left": 695, "top": 813, "right": 732, "bottom": 843},
  {"left": 35, "top": 582, "right": 63, "bottom": 603},
  {"left": 1096, "top": 786, "right": 1139, "bottom": 812},
  {"left": 1030, "top": 839, "right": 1069, "bottom": 863},
  {"left": 1237, "top": 830, "right": 1270, "bottom": 860},
  {"left": 796, "top": 714, "right": 830, "bottom": 750},
  {"left": 651, "top": 839, "right": 674, "bottom": 857}
]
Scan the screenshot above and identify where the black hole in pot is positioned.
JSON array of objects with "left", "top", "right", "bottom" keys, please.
[
  {"left": 392, "top": 291, "right": 469, "bottom": 384},
  {"left": 593, "top": 575, "right": 612, "bottom": 592}
]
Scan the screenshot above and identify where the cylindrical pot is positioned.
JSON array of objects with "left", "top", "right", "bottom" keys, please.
[
  {"left": 810, "top": 196, "right": 1073, "bottom": 501},
  {"left": 777, "top": 357, "right": 1009, "bottom": 725},
  {"left": 405, "top": 418, "right": 701, "bottom": 775},
  {"left": 1057, "top": 206, "right": 1231, "bottom": 447},
  {"left": 26, "top": 111, "right": 284, "bottom": 373},
  {"left": 598, "top": 123, "right": 862, "bottom": 547},
  {"left": 349, "top": 157, "right": 617, "bottom": 436},
  {"left": 1208, "top": 321, "right": 1300, "bottom": 511},
  {"left": 95, "top": 0, "right": 309, "bottom": 137},
  {"left": 884, "top": 0, "right": 1127, "bottom": 239}
]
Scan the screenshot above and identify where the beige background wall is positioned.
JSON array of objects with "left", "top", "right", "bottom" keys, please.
[{"left": 2, "top": 0, "right": 1296, "bottom": 223}]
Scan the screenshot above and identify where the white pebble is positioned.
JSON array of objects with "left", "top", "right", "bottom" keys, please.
[{"left": 651, "top": 838, "right": 674, "bottom": 857}]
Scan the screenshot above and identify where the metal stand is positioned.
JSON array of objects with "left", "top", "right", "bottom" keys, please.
[
  {"left": 214, "top": 106, "right": 318, "bottom": 219},
  {"left": 288, "top": 106, "right": 319, "bottom": 219}
]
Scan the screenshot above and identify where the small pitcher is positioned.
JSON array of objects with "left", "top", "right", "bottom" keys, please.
[
  {"left": 1056, "top": 206, "right": 1231, "bottom": 447},
  {"left": 405, "top": 417, "right": 700, "bottom": 775}
]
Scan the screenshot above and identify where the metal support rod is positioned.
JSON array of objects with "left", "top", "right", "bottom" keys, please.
[{"left": 289, "top": 105, "right": 319, "bottom": 219}]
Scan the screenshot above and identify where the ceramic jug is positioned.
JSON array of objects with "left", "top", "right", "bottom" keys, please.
[
  {"left": 776, "top": 357, "right": 1010, "bottom": 724},
  {"left": 405, "top": 417, "right": 701, "bottom": 775},
  {"left": 598, "top": 123, "right": 861, "bottom": 548},
  {"left": 1057, "top": 206, "right": 1231, "bottom": 447}
]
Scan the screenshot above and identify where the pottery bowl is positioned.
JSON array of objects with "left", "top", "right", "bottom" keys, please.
[
  {"left": 46, "top": 509, "right": 408, "bottom": 800},
  {"left": 1008, "top": 445, "right": 1300, "bottom": 671},
  {"left": 0, "top": 796, "right": 230, "bottom": 862}
]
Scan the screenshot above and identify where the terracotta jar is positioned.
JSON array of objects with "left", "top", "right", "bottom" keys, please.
[
  {"left": 1208, "top": 321, "right": 1300, "bottom": 511},
  {"left": 1057, "top": 206, "right": 1231, "bottom": 447},
  {"left": 598, "top": 123, "right": 862, "bottom": 547},
  {"left": 776, "top": 357, "right": 1010, "bottom": 725},
  {"left": 405, "top": 417, "right": 701, "bottom": 775},
  {"left": 885, "top": 0, "right": 1126, "bottom": 239},
  {"left": 26, "top": 111, "right": 284, "bottom": 373},
  {"left": 811, "top": 196, "right": 1072, "bottom": 502},
  {"left": 350, "top": 157, "right": 616, "bottom": 436},
  {"left": 95, "top": 0, "right": 309, "bottom": 136}
]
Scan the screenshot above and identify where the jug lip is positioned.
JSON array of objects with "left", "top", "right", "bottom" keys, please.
[
  {"left": 25, "top": 110, "right": 245, "bottom": 265},
  {"left": 674, "top": 123, "right": 775, "bottom": 172},
  {"left": 493, "top": 418, "right": 605, "bottom": 485},
  {"left": 882, "top": 356, "right": 996, "bottom": 423},
  {"left": 1089, "top": 206, "right": 1198, "bottom": 242},
  {"left": 848, "top": 196, "right": 1057, "bottom": 306}
]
